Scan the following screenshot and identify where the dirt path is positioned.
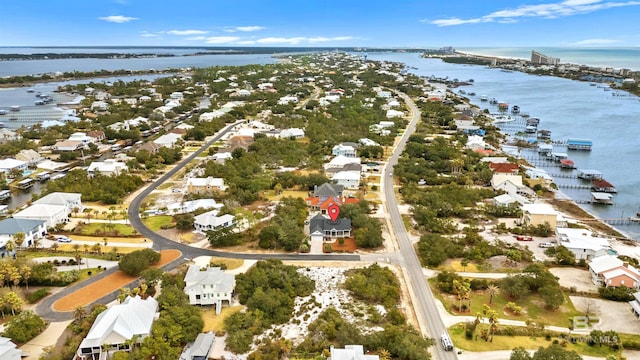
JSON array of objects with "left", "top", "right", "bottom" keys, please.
[{"left": 52, "top": 249, "right": 181, "bottom": 312}]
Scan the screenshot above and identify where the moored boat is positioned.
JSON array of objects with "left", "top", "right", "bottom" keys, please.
[{"left": 511, "top": 105, "right": 520, "bottom": 114}]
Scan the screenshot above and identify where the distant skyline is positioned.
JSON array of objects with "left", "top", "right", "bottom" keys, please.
[{"left": 2, "top": 0, "right": 640, "bottom": 48}]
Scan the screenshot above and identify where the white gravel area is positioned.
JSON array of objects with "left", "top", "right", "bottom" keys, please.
[{"left": 549, "top": 267, "right": 598, "bottom": 293}]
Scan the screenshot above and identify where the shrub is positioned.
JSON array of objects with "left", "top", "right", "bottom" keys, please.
[
  {"left": 1, "top": 310, "right": 47, "bottom": 344},
  {"left": 27, "top": 288, "right": 50, "bottom": 303},
  {"left": 599, "top": 286, "right": 634, "bottom": 301},
  {"left": 118, "top": 248, "right": 161, "bottom": 276}
]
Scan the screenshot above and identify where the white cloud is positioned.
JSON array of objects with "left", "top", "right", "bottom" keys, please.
[
  {"left": 98, "top": 15, "right": 138, "bottom": 23},
  {"left": 256, "top": 36, "right": 354, "bottom": 45},
  {"left": 429, "top": 0, "right": 640, "bottom": 26},
  {"left": 186, "top": 36, "right": 207, "bottom": 41},
  {"left": 571, "top": 38, "right": 621, "bottom": 45},
  {"left": 140, "top": 31, "right": 160, "bottom": 38},
  {"left": 166, "top": 30, "right": 208, "bottom": 36},
  {"left": 224, "top": 26, "right": 265, "bottom": 33},
  {"left": 204, "top": 36, "right": 242, "bottom": 44}
]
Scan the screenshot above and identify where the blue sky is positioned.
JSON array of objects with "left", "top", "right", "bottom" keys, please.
[{"left": 2, "top": 0, "right": 640, "bottom": 47}]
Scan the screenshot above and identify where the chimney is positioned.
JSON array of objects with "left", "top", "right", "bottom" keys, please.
[{"left": 623, "top": 262, "right": 629, "bottom": 268}]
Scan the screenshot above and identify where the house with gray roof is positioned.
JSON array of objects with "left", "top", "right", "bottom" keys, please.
[
  {"left": 313, "top": 183, "right": 344, "bottom": 197},
  {"left": 76, "top": 295, "right": 159, "bottom": 360},
  {"left": 309, "top": 214, "right": 351, "bottom": 243},
  {"left": 184, "top": 265, "right": 235, "bottom": 314},
  {"left": 0, "top": 218, "right": 47, "bottom": 251},
  {"left": 180, "top": 332, "right": 215, "bottom": 360}
]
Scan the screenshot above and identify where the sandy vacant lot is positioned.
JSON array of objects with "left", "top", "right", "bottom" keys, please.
[{"left": 549, "top": 267, "right": 598, "bottom": 293}]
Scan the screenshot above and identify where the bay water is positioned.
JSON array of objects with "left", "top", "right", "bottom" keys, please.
[{"left": 368, "top": 52, "right": 640, "bottom": 239}]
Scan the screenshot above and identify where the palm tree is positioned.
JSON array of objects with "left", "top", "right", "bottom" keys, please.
[
  {"left": 378, "top": 349, "right": 391, "bottom": 360},
  {"left": 92, "top": 243, "right": 102, "bottom": 255},
  {"left": 72, "top": 243, "right": 81, "bottom": 253},
  {"left": 487, "top": 284, "right": 500, "bottom": 305},
  {"left": 12, "top": 232, "right": 25, "bottom": 252},
  {"left": 50, "top": 242, "right": 59, "bottom": 253},
  {"left": 73, "top": 305, "right": 87, "bottom": 322},
  {"left": 4, "top": 240, "right": 14, "bottom": 258},
  {"left": 19, "top": 265, "right": 30, "bottom": 290},
  {"left": 83, "top": 243, "right": 89, "bottom": 254}
]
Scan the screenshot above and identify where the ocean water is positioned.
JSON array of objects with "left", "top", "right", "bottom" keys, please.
[
  {"left": 456, "top": 47, "right": 640, "bottom": 71},
  {"left": 368, "top": 52, "right": 640, "bottom": 239}
]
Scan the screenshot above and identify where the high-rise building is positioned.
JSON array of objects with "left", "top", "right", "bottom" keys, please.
[{"left": 531, "top": 50, "right": 560, "bottom": 65}]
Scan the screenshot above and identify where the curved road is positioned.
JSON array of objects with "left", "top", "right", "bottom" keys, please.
[
  {"left": 384, "top": 92, "right": 458, "bottom": 360},
  {"left": 127, "top": 120, "right": 360, "bottom": 262}
]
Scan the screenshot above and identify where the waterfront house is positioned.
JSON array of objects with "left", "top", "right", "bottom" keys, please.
[
  {"left": 0, "top": 158, "right": 28, "bottom": 175},
  {"left": 179, "top": 332, "right": 215, "bottom": 360},
  {"left": 193, "top": 212, "right": 235, "bottom": 233},
  {"left": 183, "top": 265, "right": 235, "bottom": 312},
  {"left": 520, "top": 203, "right": 561, "bottom": 229},
  {"left": 0, "top": 337, "right": 21, "bottom": 360},
  {"left": 329, "top": 345, "right": 379, "bottom": 360},
  {"left": 591, "top": 192, "right": 613, "bottom": 205},
  {"left": 589, "top": 255, "right": 640, "bottom": 288},
  {"left": 33, "top": 192, "right": 83, "bottom": 214},
  {"left": 76, "top": 296, "right": 159, "bottom": 360},
  {"left": 52, "top": 140, "right": 85, "bottom": 152},
  {"left": 13, "top": 204, "right": 69, "bottom": 228},
  {"left": 556, "top": 227, "right": 611, "bottom": 260},
  {"left": 16, "top": 149, "right": 44, "bottom": 166},
  {"left": 309, "top": 213, "right": 352, "bottom": 243},
  {"left": 87, "top": 160, "right": 128, "bottom": 177},
  {"left": 489, "top": 162, "right": 519, "bottom": 174},
  {"left": 186, "top": 177, "right": 227, "bottom": 194},
  {"left": 491, "top": 173, "right": 523, "bottom": 193},
  {"left": 0, "top": 218, "right": 47, "bottom": 249}
]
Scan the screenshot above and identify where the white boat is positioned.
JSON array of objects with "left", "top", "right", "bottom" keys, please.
[
  {"left": 480, "top": 95, "right": 488, "bottom": 101},
  {"left": 26, "top": 88, "right": 35, "bottom": 93},
  {"left": 491, "top": 114, "right": 516, "bottom": 123},
  {"left": 0, "top": 110, "right": 8, "bottom": 115},
  {"left": 9, "top": 106, "right": 20, "bottom": 112}
]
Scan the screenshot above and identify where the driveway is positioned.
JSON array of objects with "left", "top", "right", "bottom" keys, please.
[
  {"left": 550, "top": 267, "right": 598, "bottom": 293},
  {"left": 571, "top": 296, "right": 640, "bottom": 334}
]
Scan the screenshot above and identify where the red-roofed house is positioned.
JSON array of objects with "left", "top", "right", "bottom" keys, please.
[
  {"left": 589, "top": 255, "right": 640, "bottom": 289},
  {"left": 306, "top": 196, "right": 360, "bottom": 215},
  {"left": 489, "top": 162, "right": 520, "bottom": 174}
]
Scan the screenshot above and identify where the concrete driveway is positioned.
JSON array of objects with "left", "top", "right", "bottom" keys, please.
[{"left": 571, "top": 296, "right": 640, "bottom": 334}]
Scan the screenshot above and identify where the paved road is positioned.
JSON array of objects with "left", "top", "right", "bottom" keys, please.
[
  {"left": 384, "top": 92, "right": 458, "bottom": 360},
  {"left": 126, "top": 120, "right": 360, "bottom": 262}
]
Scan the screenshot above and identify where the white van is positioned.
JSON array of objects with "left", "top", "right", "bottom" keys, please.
[{"left": 441, "top": 333, "right": 454, "bottom": 351}]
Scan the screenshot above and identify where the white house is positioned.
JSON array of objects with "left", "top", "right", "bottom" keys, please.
[
  {"left": 153, "top": 133, "right": 183, "bottom": 148},
  {"left": 359, "top": 138, "right": 380, "bottom": 147},
  {"left": 278, "top": 95, "right": 299, "bottom": 105},
  {"left": 491, "top": 173, "right": 524, "bottom": 194},
  {"left": 589, "top": 255, "right": 640, "bottom": 288},
  {"left": 0, "top": 218, "right": 47, "bottom": 249},
  {"left": 199, "top": 111, "right": 226, "bottom": 122},
  {"left": 332, "top": 171, "right": 361, "bottom": 190},
  {"left": 556, "top": 228, "right": 611, "bottom": 261},
  {"left": 53, "top": 140, "right": 85, "bottom": 152},
  {"left": 179, "top": 332, "right": 215, "bottom": 360},
  {"left": 324, "top": 155, "right": 361, "bottom": 170},
  {"left": 332, "top": 144, "right": 357, "bottom": 158},
  {"left": 183, "top": 265, "right": 235, "bottom": 313},
  {"left": 87, "top": 159, "right": 128, "bottom": 177},
  {"left": 386, "top": 109, "right": 404, "bottom": 118},
  {"left": 167, "top": 199, "right": 222, "bottom": 215},
  {"left": 280, "top": 128, "right": 305, "bottom": 139},
  {"left": 68, "top": 132, "right": 95, "bottom": 144},
  {"left": 194, "top": 212, "right": 235, "bottom": 233},
  {"left": 0, "top": 158, "right": 28, "bottom": 175},
  {"left": 13, "top": 204, "right": 69, "bottom": 228},
  {"left": 210, "top": 152, "right": 233, "bottom": 163},
  {"left": 329, "top": 345, "right": 379, "bottom": 360},
  {"left": 0, "top": 337, "right": 21, "bottom": 360},
  {"left": 76, "top": 296, "right": 159, "bottom": 360},
  {"left": 466, "top": 135, "right": 487, "bottom": 151},
  {"left": 33, "top": 192, "right": 83, "bottom": 214}
]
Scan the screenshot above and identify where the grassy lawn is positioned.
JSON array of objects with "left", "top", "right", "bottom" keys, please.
[
  {"left": 57, "top": 244, "right": 148, "bottom": 254},
  {"left": 78, "top": 223, "right": 137, "bottom": 236},
  {"left": 69, "top": 236, "right": 148, "bottom": 244},
  {"left": 264, "top": 190, "right": 308, "bottom": 201},
  {"left": 442, "top": 260, "right": 480, "bottom": 273},
  {"left": 72, "top": 268, "right": 106, "bottom": 282},
  {"left": 142, "top": 215, "right": 174, "bottom": 231},
  {"left": 208, "top": 257, "right": 244, "bottom": 270},
  {"left": 201, "top": 305, "right": 244, "bottom": 332},
  {"left": 448, "top": 322, "right": 618, "bottom": 358},
  {"left": 430, "top": 279, "right": 581, "bottom": 328}
]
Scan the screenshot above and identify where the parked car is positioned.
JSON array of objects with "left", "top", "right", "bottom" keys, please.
[
  {"left": 516, "top": 236, "right": 534, "bottom": 241},
  {"left": 539, "top": 242, "right": 554, "bottom": 248},
  {"left": 57, "top": 235, "right": 72, "bottom": 243}
]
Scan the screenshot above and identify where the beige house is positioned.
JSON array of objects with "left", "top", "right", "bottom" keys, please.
[
  {"left": 186, "top": 177, "right": 227, "bottom": 194},
  {"left": 520, "top": 203, "right": 560, "bottom": 229}
]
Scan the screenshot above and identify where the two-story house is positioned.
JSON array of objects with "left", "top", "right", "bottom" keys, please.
[{"left": 183, "top": 265, "right": 235, "bottom": 314}]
